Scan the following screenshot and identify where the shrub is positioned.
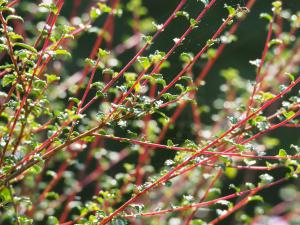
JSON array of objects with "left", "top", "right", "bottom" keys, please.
[{"left": 0, "top": 0, "right": 300, "bottom": 224}]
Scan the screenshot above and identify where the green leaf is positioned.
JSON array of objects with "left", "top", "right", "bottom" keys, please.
[
  {"left": 39, "top": 3, "right": 58, "bottom": 14},
  {"left": 290, "top": 144, "right": 300, "bottom": 154},
  {"left": 175, "top": 84, "right": 185, "bottom": 92},
  {"left": 90, "top": 6, "right": 101, "bottom": 20},
  {"left": 46, "top": 170, "right": 57, "bottom": 178},
  {"left": 220, "top": 68, "right": 239, "bottom": 81},
  {"left": 190, "top": 18, "right": 198, "bottom": 28},
  {"left": 142, "top": 35, "right": 152, "bottom": 44},
  {"left": 0, "top": 43, "right": 8, "bottom": 52},
  {"left": 180, "top": 75, "right": 193, "bottom": 83},
  {"left": 206, "top": 38, "right": 217, "bottom": 47},
  {"left": 272, "top": 1, "right": 282, "bottom": 14},
  {"left": 260, "top": 91, "right": 275, "bottom": 102},
  {"left": 176, "top": 11, "right": 189, "bottom": 19},
  {"left": 46, "top": 192, "right": 59, "bottom": 200},
  {"left": 167, "top": 139, "right": 174, "bottom": 146},
  {"left": 229, "top": 183, "right": 240, "bottom": 192},
  {"left": 129, "top": 204, "right": 144, "bottom": 213},
  {"left": 224, "top": 4, "right": 235, "bottom": 16},
  {"left": 266, "top": 161, "right": 277, "bottom": 169},
  {"left": 33, "top": 79, "right": 47, "bottom": 89},
  {"left": 91, "top": 82, "right": 105, "bottom": 90},
  {"left": 8, "top": 32, "right": 24, "bottom": 41},
  {"left": 17, "top": 216, "right": 33, "bottom": 225},
  {"left": 98, "top": 48, "right": 110, "bottom": 57},
  {"left": 124, "top": 72, "right": 137, "bottom": 82},
  {"left": 0, "top": 6, "right": 14, "bottom": 13},
  {"left": 283, "top": 111, "right": 295, "bottom": 119},
  {"left": 268, "top": 38, "right": 283, "bottom": 47},
  {"left": 260, "top": 13, "right": 273, "bottom": 22},
  {"left": 278, "top": 149, "right": 287, "bottom": 157},
  {"left": 68, "top": 97, "right": 80, "bottom": 104},
  {"left": 46, "top": 216, "right": 59, "bottom": 225},
  {"left": 103, "top": 68, "right": 114, "bottom": 76},
  {"left": 0, "top": 1, "right": 8, "bottom": 6},
  {"left": 286, "top": 73, "right": 295, "bottom": 82},
  {"left": 97, "top": 3, "right": 112, "bottom": 13},
  {"left": 2, "top": 74, "right": 17, "bottom": 87},
  {"left": 46, "top": 74, "right": 60, "bottom": 83},
  {"left": 0, "top": 187, "right": 11, "bottom": 202},
  {"left": 217, "top": 200, "right": 233, "bottom": 209},
  {"left": 272, "top": 1, "right": 282, "bottom": 8},
  {"left": 152, "top": 21, "right": 163, "bottom": 31},
  {"left": 13, "top": 42, "right": 37, "bottom": 53},
  {"left": 248, "top": 195, "right": 264, "bottom": 202},
  {"left": 149, "top": 50, "right": 165, "bottom": 63},
  {"left": 55, "top": 49, "right": 71, "bottom": 57},
  {"left": 180, "top": 52, "right": 193, "bottom": 63},
  {"left": 137, "top": 56, "right": 151, "bottom": 69},
  {"left": 6, "top": 15, "right": 24, "bottom": 23},
  {"left": 85, "top": 58, "right": 96, "bottom": 66},
  {"left": 225, "top": 167, "right": 237, "bottom": 179},
  {"left": 96, "top": 90, "right": 104, "bottom": 97},
  {"left": 28, "top": 164, "right": 42, "bottom": 175},
  {"left": 245, "top": 182, "right": 255, "bottom": 189},
  {"left": 228, "top": 116, "right": 238, "bottom": 124},
  {"left": 191, "top": 219, "right": 207, "bottom": 225},
  {"left": 262, "top": 137, "right": 280, "bottom": 149}
]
